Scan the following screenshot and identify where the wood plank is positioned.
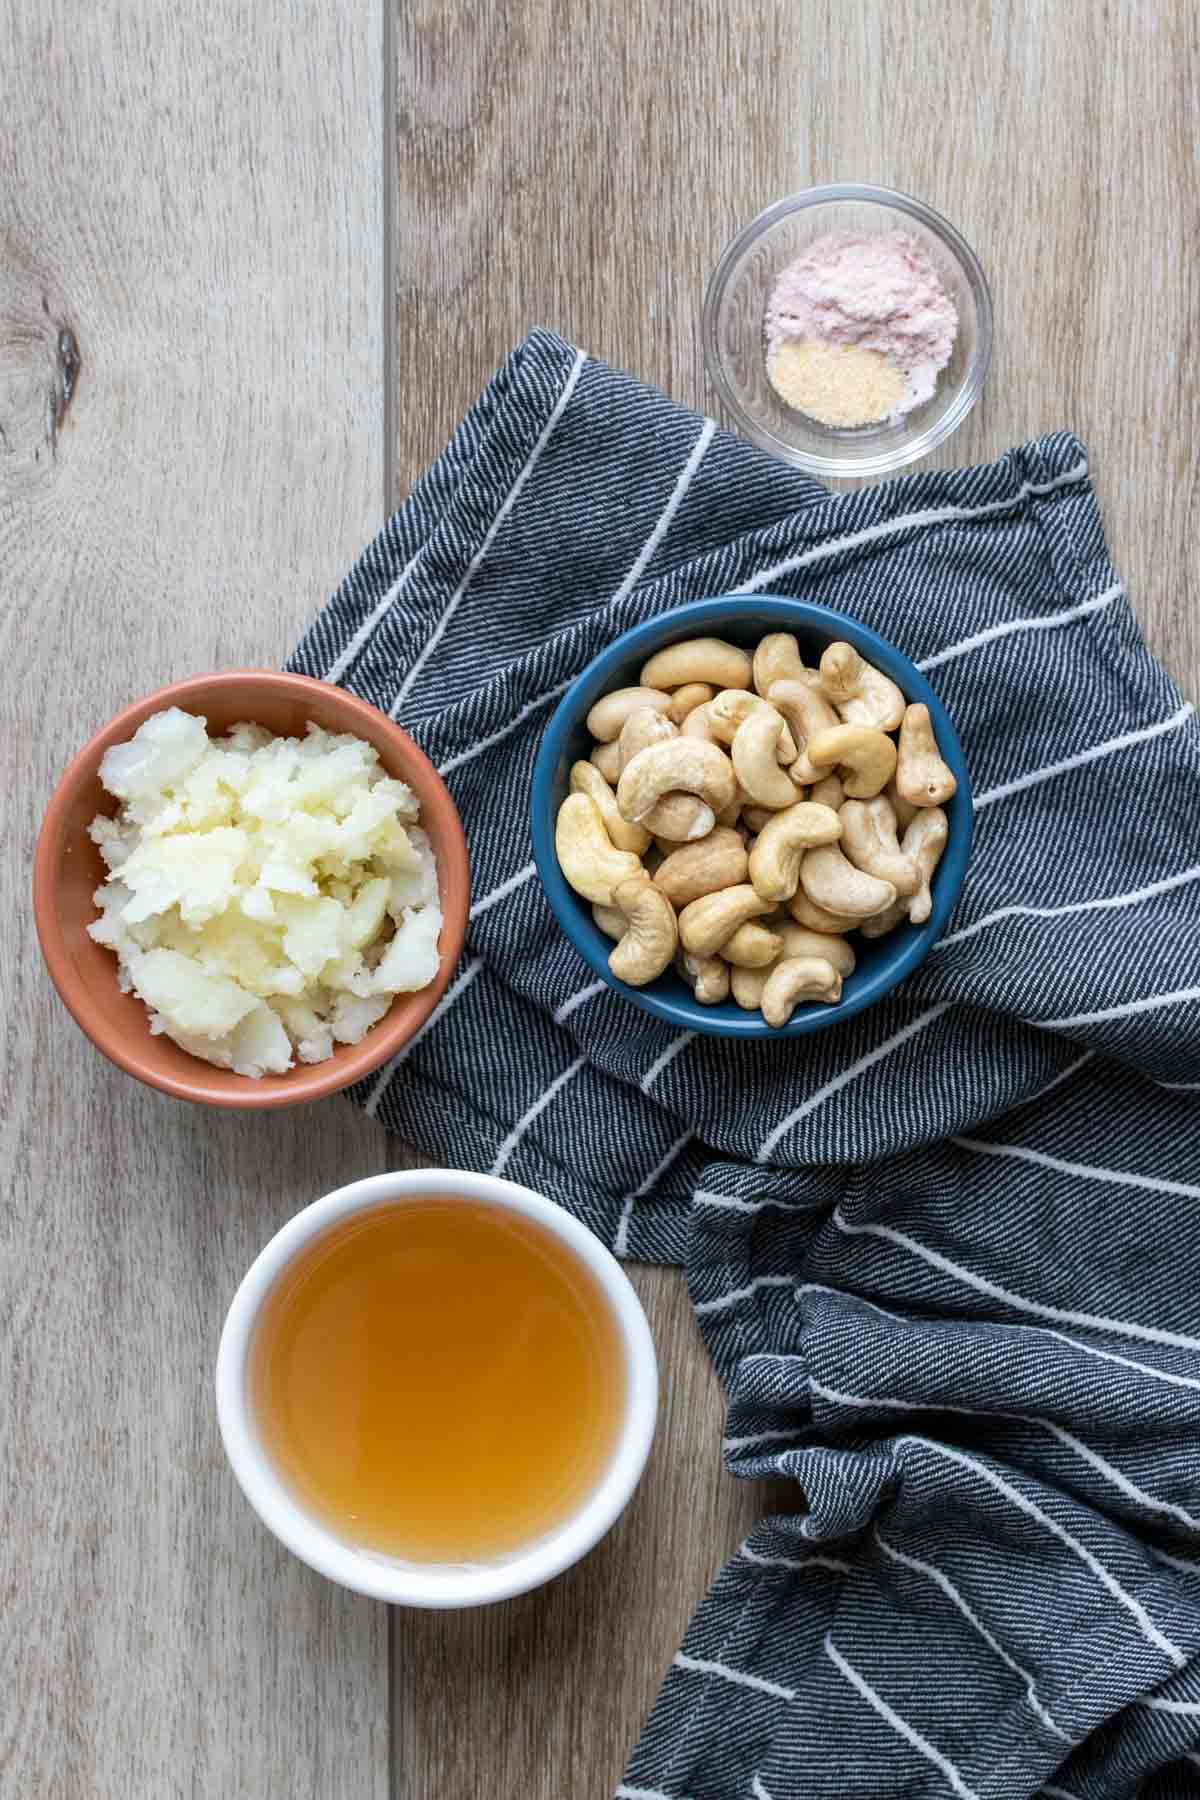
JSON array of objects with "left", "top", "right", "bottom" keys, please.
[
  {"left": 1, "top": 4, "right": 392, "bottom": 1795},
  {"left": 389, "top": 2, "right": 1198, "bottom": 1794},
  {"left": 391, "top": 0, "right": 1197, "bottom": 695}
]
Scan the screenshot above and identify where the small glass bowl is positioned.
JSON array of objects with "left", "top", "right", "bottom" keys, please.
[{"left": 702, "top": 183, "right": 993, "bottom": 479}]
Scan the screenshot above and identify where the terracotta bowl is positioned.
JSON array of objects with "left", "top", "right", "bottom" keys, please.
[{"left": 33, "top": 670, "right": 470, "bottom": 1109}]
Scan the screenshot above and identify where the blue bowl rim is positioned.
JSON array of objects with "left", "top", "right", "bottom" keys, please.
[{"left": 530, "top": 596, "right": 973, "bottom": 1038}]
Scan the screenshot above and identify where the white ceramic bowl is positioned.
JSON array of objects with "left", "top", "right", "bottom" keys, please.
[{"left": 216, "top": 1169, "right": 658, "bottom": 1607}]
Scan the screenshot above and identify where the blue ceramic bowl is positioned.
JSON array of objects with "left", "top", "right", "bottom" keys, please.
[{"left": 530, "top": 597, "right": 972, "bottom": 1038}]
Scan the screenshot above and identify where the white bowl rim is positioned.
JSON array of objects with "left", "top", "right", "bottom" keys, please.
[{"left": 215, "top": 1169, "right": 658, "bottom": 1607}]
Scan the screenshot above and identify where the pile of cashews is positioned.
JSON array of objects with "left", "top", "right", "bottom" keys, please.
[{"left": 553, "top": 631, "right": 956, "bottom": 1027}]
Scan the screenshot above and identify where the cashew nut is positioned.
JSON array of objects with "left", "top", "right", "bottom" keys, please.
[
  {"left": 614, "top": 711, "right": 711, "bottom": 839},
  {"left": 859, "top": 806, "right": 946, "bottom": 939},
  {"left": 714, "top": 784, "right": 749, "bottom": 829},
  {"left": 563, "top": 634, "right": 955, "bottom": 1012},
  {"left": 839, "top": 797, "right": 919, "bottom": 897},
  {"left": 752, "top": 632, "right": 806, "bottom": 697},
  {"left": 818, "top": 642, "right": 906, "bottom": 732},
  {"left": 903, "top": 806, "right": 949, "bottom": 926},
  {"left": 776, "top": 924, "right": 856, "bottom": 978},
  {"left": 730, "top": 965, "right": 769, "bottom": 1010},
  {"left": 720, "top": 921, "right": 784, "bottom": 968},
  {"left": 677, "top": 949, "right": 730, "bottom": 1005},
  {"left": 569, "top": 761, "right": 651, "bottom": 855},
  {"left": 666, "top": 682, "right": 715, "bottom": 725},
  {"left": 885, "top": 777, "right": 918, "bottom": 832},
  {"left": 554, "top": 793, "right": 646, "bottom": 905},
  {"left": 766, "top": 679, "right": 841, "bottom": 784},
  {"left": 860, "top": 899, "right": 908, "bottom": 940},
  {"left": 590, "top": 740, "right": 622, "bottom": 784},
  {"left": 681, "top": 704, "right": 719, "bottom": 742},
  {"left": 707, "top": 690, "right": 798, "bottom": 762},
  {"left": 618, "top": 706, "right": 677, "bottom": 771},
  {"left": 654, "top": 827, "right": 748, "bottom": 907},
  {"left": 678, "top": 883, "right": 773, "bottom": 955},
  {"left": 586, "top": 686, "right": 673, "bottom": 743},
  {"left": 785, "top": 889, "right": 861, "bottom": 934},
  {"left": 800, "top": 843, "right": 897, "bottom": 919},
  {"left": 731, "top": 710, "right": 798, "bottom": 810},
  {"left": 617, "top": 738, "right": 737, "bottom": 826},
  {"left": 809, "top": 773, "right": 844, "bottom": 810},
  {"left": 615, "top": 711, "right": 711, "bottom": 839},
  {"left": 747, "top": 801, "right": 843, "bottom": 903},
  {"left": 803, "top": 725, "right": 898, "bottom": 799},
  {"left": 645, "top": 794, "right": 716, "bottom": 841},
  {"left": 592, "top": 902, "right": 626, "bottom": 940},
  {"left": 896, "top": 704, "right": 957, "bottom": 807},
  {"left": 761, "top": 956, "right": 843, "bottom": 1025},
  {"left": 608, "top": 877, "right": 678, "bottom": 986},
  {"left": 640, "top": 637, "right": 753, "bottom": 693}
]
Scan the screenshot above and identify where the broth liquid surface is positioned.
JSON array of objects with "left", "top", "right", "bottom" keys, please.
[{"left": 249, "top": 1199, "right": 627, "bottom": 1563}]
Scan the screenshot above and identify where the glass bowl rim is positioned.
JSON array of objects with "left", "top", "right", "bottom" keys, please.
[{"left": 702, "top": 182, "right": 994, "bottom": 479}]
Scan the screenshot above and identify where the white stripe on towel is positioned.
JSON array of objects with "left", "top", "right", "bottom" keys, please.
[
  {"left": 974, "top": 705, "right": 1193, "bottom": 810},
  {"left": 815, "top": 1378, "right": 1200, "bottom": 1534},
  {"left": 735, "top": 460, "right": 1088, "bottom": 595},
  {"left": 756, "top": 1003, "right": 951, "bottom": 1163},
  {"left": 489, "top": 1055, "right": 588, "bottom": 1177},
  {"left": 934, "top": 865, "right": 1200, "bottom": 952},
  {"left": 1038, "top": 1328, "right": 1200, "bottom": 1394},
  {"left": 673, "top": 1652, "right": 795, "bottom": 1702},
  {"left": 616, "top": 1787, "right": 692, "bottom": 1800},
  {"left": 323, "top": 549, "right": 424, "bottom": 684},
  {"left": 611, "top": 420, "right": 717, "bottom": 607},
  {"left": 613, "top": 1130, "right": 693, "bottom": 1257},
  {"left": 905, "top": 1439, "right": 1185, "bottom": 1667},
  {"left": 831, "top": 1210, "right": 1200, "bottom": 1352},
  {"left": 470, "top": 861, "right": 538, "bottom": 919},
  {"left": 390, "top": 348, "right": 587, "bottom": 716},
  {"left": 824, "top": 1635, "right": 982, "bottom": 1800},
  {"left": 874, "top": 1531, "right": 1071, "bottom": 1742},
  {"left": 438, "top": 675, "right": 576, "bottom": 777},
  {"left": 1151, "top": 1546, "right": 1200, "bottom": 1577},
  {"left": 694, "top": 1275, "right": 795, "bottom": 1317},
  {"left": 640, "top": 1031, "right": 695, "bottom": 1093},
  {"left": 740, "top": 1544, "right": 851, "bottom": 1575},
  {"left": 363, "top": 957, "right": 483, "bottom": 1117},
  {"left": 953, "top": 1137, "right": 1200, "bottom": 1203},
  {"left": 917, "top": 581, "right": 1124, "bottom": 672},
  {"left": 553, "top": 980, "right": 608, "bottom": 1025},
  {"left": 1034, "top": 985, "right": 1200, "bottom": 1031},
  {"left": 694, "top": 1188, "right": 774, "bottom": 1214},
  {"left": 1138, "top": 1695, "right": 1200, "bottom": 1717},
  {"left": 725, "top": 1428, "right": 803, "bottom": 1452}
]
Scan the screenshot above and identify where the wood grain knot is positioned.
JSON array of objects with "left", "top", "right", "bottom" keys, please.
[
  {"left": 53, "top": 325, "right": 81, "bottom": 444},
  {"left": 0, "top": 281, "right": 83, "bottom": 475}
]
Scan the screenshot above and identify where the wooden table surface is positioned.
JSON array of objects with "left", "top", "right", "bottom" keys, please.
[{"left": 3, "top": 2, "right": 1196, "bottom": 1794}]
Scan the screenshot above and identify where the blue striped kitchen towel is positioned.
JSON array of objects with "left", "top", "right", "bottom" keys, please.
[{"left": 290, "top": 328, "right": 1200, "bottom": 1800}]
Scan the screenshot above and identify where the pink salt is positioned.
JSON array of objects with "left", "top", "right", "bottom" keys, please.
[{"left": 765, "top": 231, "right": 958, "bottom": 420}]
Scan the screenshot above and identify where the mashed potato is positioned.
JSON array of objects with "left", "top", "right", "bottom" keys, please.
[{"left": 87, "top": 708, "right": 443, "bottom": 1077}]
